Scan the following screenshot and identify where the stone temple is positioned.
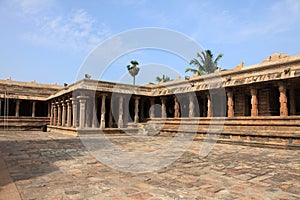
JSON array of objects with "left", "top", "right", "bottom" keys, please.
[{"left": 1, "top": 53, "right": 300, "bottom": 148}]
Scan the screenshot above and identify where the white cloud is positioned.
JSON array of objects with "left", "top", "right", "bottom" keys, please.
[{"left": 16, "top": 0, "right": 111, "bottom": 53}]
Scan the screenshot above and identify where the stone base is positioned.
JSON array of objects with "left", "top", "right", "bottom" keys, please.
[
  {"left": 150, "top": 116, "right": 300, "bottom": 149},
  {"left": 47, "top": 125, "right": 139, "bottom": 136},
  {"left": 0, "top": 117, "right": 49, "bottom": 131}
]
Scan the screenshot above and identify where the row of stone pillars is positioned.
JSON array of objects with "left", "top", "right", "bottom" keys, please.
[
  {"left": 249, "top": 84, "right": 291, "bottom": 117},
  {"left": 152, "top": 84, "right": 291, "bottom": 118},
  {"left": 0, "top": 99, "right": 37, "bottom": 117},
  {"left": 50, "top": 95, "right": 142, "bottom": 129},
  {"left": 49, "top": 84, "right": 293, "bottom": 129}
]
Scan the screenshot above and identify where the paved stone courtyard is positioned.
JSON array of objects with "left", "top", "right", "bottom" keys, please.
[{"left": 0, "top": 131, "right": 299, "bottom": 200}]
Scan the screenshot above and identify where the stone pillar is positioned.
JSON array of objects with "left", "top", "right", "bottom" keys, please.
[
  {"left": 207, "top": 94, "right": 212, "bottom": 117},
  {"left": 289, "top": 88, "right": 296, "bottom": 115},
  {"left": 161, "top": 97, "right": 167, "bottom": 118},
  {"left": 57, "top": 102, "right": 62, "bottom": 126},
  {"left": 100, "top": 94, "right": 106, "bottom": 129},
  {"left": 174, "top": 97, "right": 180, "bottom": 118},
  {"left": 53, "top": 103, "right": 57, "bottom": 126},
  {"left": 189, "top": 94, "right": 195, "bottom": 117},
  {"left": 15, "top": 100, "right": 20, "bottom": 117},
  {"left": 71, "top": 98, "right": 78, "bottom": 128},
  {"left": 85, "top": 99, "right": 92, "bottom": 127},
  {"left": 78, "top": 96, "right": 88, "bottom": 129},
  {"left": 50, "top": 103, "right": 54, "bottom": 125},
  {"left": 109, "top": 97, "right": 114, "bottom": 128},
  {"left": 150, "top": 98, "right": 155, "bottom": 118},
  {"left": 134, "top": 96, "right": 140, "bottom": 123},
  {"left": 92, "top": 96, "right": 98, "bottom": 128},
  {"left": 227, "top": 90, "right": 234, "bottom": 117},
  {"left": 123, "top": 96, "right": 129, "bottom": 127},
  {"left": 32, "top": 101, "right": 36, "bottom": 117},
  {"left": 118, "top": 95, "right": 124, "bottom": 128},
  {"left": 279, "top": 84, "right": 288, "bottom": 116},
  {"left": 61, "top": 101, "right": 66, "bottom": 126},
  {"left": 66, "top": 100, "right": 72, "bottom": 127},
  {"left": 250, "top": 88, "right": 258, "bottom": 117}
]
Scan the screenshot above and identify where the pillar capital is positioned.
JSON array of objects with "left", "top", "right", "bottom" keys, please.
[
  {"left": 278, "top": 84, "right": 287, "bottom": 92},
  {"left": 77, "top": 96, "right": 89, "bottom": 100},
  {"left": 250, "top": 87, "right": 257, "bottom": 95}
]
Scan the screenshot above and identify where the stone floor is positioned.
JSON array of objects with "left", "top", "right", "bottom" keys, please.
[{"left": 0, "top": 131, "right": 299, "bottom": 200}]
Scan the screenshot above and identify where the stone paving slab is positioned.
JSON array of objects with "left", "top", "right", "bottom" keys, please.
[{"left": 0, "top": 131, "right": 299, "bottom": 200}]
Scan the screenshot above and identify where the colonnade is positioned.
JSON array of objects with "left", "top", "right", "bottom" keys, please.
[
  {"left": 150, "top": 83, "right": 292, "bottom": 118},
  {"left": 0, "top": 99, "right": 37, "bottom": 117},
  {"left": 49, "top": 83, "right": 295, "bottom": 129},
  {"left": 49, "top": 94, "right": 143, "bottom": 129}
]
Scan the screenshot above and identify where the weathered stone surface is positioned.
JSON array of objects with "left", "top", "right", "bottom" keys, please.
[{"left": 0, "top": 131, "right": 299, "bottom": 199}]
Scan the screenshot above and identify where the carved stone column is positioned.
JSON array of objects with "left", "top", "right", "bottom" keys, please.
[
  {"left": 289, "top": 87, "right": 296, "bottom": 115},
  {"left": 53, "top": 103, "right": 57, "bottom": 126},
  {"left": 109, "top": 97, "right": 114, "bottom": 128},
  {"left": 32, "top": 101, "right": 36, "bottom": 117},
  {"left": 150, "top": 98, "right": 155, "bottom": 118},
  {"left": 78, "top": 96, "right": 88, "bottom": 129},
  {"left": 118, "top": 95, "right": 124, "bottom": 128},
  {"left": 207, "top": 94, "right": 212, "bottom": 117},
  {"left": 71, "top": 98, "right": 78, "bottom": 128},
  {"left": 161, "top": 97, "right": 167, "bottom": 118},
  {"left": 189, "top": 94, "right": 195, "bottom": 117},
  {"left": 85, "top": 98, "right": 92, "bottom": 128},
  {"left": 92, "top": 96, "right": 98, "bottom": 128},
  {"left": 279, "top": 84, "right": 288, "bottom": 116},
  {"left": 227, "top": 90, "right": 234, "bottom": 117},
  {"left": 66, "top": 100, "right": 72, "bottom": 127},
  {"left": 15, "top": 100, "right": 20, "bottom": 117},
  {"left": 174, "top": 97, "right": 180, "bottom": 118},
  {"left": 100, "top": 94, "right": 106, "bottom": 129},
  {"left": 250, "top": 88, "right": 258, "bottom": 117},
  {"left": 61, "top": 101, "right": 66, "bottom": 126},
  {"left": 134, "top": 96, "right": 140, "bottom": 123},
  {"left": 50, "top": 103, "right": 54, "bottom": 125},
  {"left": 57, "top": 102, "right": 62, "bottom": 126},
  {"left": 123, "top": 96, "right": 129, "bottom": 127}
]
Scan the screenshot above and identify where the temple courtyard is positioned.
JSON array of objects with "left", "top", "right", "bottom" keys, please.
[{"left": 0, "top": 131, "right": 299, "bottom": 200}]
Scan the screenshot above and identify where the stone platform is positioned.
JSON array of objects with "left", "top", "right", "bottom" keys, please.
[{"left": 0, "top": 131, "right": 299, "bottom": 199}]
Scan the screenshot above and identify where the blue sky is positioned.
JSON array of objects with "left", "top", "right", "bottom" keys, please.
[{"left": 1, "top": 0, "right": 300, "bottom": 85}]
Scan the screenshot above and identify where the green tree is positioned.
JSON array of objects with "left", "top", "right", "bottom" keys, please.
[
  {"left": 155, "top": 74, "right": 172, "bottom": 83},
  {"left": 185, "top": 50, "right": 223, "bottom": 75},
  {"left": 127, "top": 60, "right": 140, "bottom": 85}
]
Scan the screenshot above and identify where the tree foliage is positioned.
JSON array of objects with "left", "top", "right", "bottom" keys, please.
[
  {"left": 185, "top": 50, "right": 223, "bottom": 75},
  {"left": 126, "top": 60, "right": 140, "bottom": 85},
  {"left": 155, "top": 74, "right": 172, "bottom": 83}
]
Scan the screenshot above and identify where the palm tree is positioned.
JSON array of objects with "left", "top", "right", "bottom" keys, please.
[
  {"left": 127, "top": 60, "right": 140, "bottom": 85},
  {"left": 185, "top": 50, "right": 223, "bottom": 75},
  {"left": 156, "top": 74, "right": 172, "bottom": 83}
]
